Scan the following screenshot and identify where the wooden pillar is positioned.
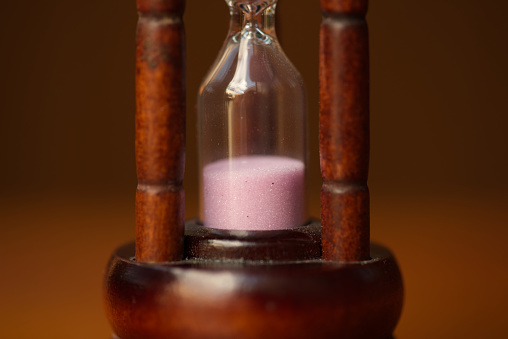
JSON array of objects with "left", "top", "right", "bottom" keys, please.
[
  {"left": 319, "top": 0, "right": 370, "bottom": 261},
  {"left": 135, "top": 0, "right": 186, "bottom": 262}
]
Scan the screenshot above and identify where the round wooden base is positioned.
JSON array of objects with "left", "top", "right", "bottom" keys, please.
[{"left": 104, "top": 223, "right": 403, "bottom": 339}]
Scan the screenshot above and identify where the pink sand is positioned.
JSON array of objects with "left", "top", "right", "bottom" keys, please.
[{"left": 203, "top": 155, "right": 305, "bottom": 230}]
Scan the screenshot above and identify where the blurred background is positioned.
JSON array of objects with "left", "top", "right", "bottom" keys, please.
[{"left": 1, "top": 0, "right": 507, "bottom": 338}]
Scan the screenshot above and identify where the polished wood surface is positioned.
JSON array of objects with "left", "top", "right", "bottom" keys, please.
[
  {"left": 105, "top": 241, "right": 402, "bottom": 339},
  {"left": 320, "top": 0, "right": 370, "bottom": 261},
  {"left": 135, "top": 0, "right": 186, "bottom": 262}
]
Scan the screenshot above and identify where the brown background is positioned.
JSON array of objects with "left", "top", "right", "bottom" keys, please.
[{"left": 1, "top": 0, "right": 507, "bottom": 338}]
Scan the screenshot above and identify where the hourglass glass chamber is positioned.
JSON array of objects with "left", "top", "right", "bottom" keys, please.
[{"left": 198, "top": 0, "right": 307, "bottom": 231}]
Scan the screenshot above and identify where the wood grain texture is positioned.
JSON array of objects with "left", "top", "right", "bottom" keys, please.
[
  {"left": 319, "top": 0, "right": 370, "bottom": 261},
  {"left": 135, "top": 0, "right": 186, "bottom": 262},
  {"left": 104, "top": 242, "right": 403, "bottom": 339}
]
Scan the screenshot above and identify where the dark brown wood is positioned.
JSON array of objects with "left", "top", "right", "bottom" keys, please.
[
  {"left": 135, "top": 0, "right": 186, "bottom": 262},
  {"left": 319, "top": 0, "right": 370, "bottom": 261},
  {"left": 104, "top": 242, "right": 403, "bottom": 339},
  {"left": 185, "top": 219, "right": 321, "bottom": 261},
  {"left": 320, "top": 0, "right": 368, "bottom": 15}
]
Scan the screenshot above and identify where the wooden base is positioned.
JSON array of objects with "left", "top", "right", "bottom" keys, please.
[{"left": 104, "top": 223, "right": 403, "bottom": 339}]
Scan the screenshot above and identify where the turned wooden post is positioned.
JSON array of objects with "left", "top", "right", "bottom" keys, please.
[
  {"left": 135, "top": 0, "right": 186, "bottom": 262},
  {"left": 320, "top": 0, "right": 370, "bottom": 261}
]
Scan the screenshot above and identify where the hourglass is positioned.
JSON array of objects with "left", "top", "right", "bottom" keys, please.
[
  {"left": 104, "top": 0, "right": 404, "bottom": 338},
  {"left": 198, "top": 0, "right": 307, "bottom": 232}
]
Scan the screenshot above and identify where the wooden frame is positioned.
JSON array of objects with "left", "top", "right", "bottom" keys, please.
[{"left": 103, "top": 1, "right": 403, "bottom": 338}]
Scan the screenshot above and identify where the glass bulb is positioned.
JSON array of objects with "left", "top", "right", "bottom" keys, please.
[{"left": 198, "top": 0, "right": 307, "bottom": 231}]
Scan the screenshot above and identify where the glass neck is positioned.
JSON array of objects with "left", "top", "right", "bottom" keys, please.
[{"left": 227, "top": 1, "right": 277, "bottom": 41}]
